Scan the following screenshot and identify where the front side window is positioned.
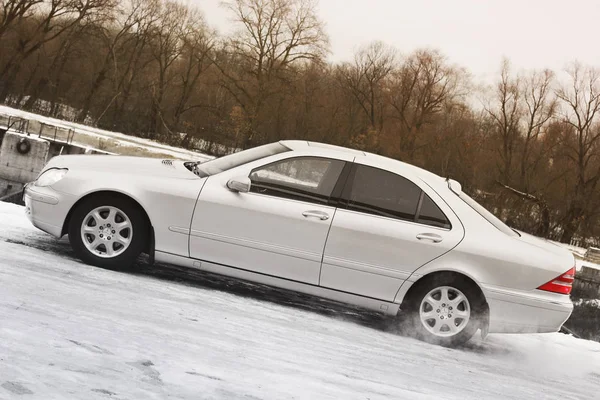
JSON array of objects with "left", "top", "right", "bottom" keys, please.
[
  {"left": 343, "top": 164, "right": 451, "bottom": 228},
  {"left": 249, "top": 157, "right": 346, "bottom": 205}
]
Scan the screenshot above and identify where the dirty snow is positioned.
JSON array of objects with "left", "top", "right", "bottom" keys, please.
[
  {"left": 1, "top": 201, "right": 600, "bottom": 400},
  {"left": 575, "top": 299, "right": 600, "bottom": 309},
  {"left": 0, "top": 105, "right": 213, "bottom": 161}
]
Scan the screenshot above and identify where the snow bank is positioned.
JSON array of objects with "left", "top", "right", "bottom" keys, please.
[{"left": 1, "top": 201, "right": 599, "bottom": 400}]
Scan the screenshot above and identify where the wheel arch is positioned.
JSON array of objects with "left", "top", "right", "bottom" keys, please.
[
  {"left": 398, "top": 270, "right": 490, "bottom": 332},
  {"left": 61, "top": 190, "right": 155, "bottom": 256}
]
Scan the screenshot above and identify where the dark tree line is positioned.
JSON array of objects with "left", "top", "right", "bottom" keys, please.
[{"left": 2, "top": 0, "right": 600, "bottom": 245}]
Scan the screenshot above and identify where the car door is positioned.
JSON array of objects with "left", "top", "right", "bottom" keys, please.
[
  {"left": 320, "top": 162, "right": 465, "bottom": 301},
  {"left": 189, "top": 152, "right": 351, "bottom": 285}
]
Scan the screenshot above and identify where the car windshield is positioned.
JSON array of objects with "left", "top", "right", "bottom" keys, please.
[
  {"left": 458, "top": 191, "right": 518, "bottom": 237},
  {"left": 195, "top": 142, "right": 290, "bottom": 177}
]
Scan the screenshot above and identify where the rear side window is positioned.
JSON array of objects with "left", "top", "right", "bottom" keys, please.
[
  {"left": 342, "top": 164, "right": 451, "bottom": 229},
  {"left": 417, "top": 194, "right": 451, "bottom": 229},
  {"left": 344, "top": 165, "right": 421, "bottom": 221}
]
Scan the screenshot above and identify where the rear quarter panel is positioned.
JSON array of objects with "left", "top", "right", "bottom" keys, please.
[{"left": 393, "top": 182, "right": 574, "bottom": 332}]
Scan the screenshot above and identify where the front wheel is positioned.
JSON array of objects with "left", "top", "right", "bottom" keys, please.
[
  {"left": 68, "top": 194, "right": 148, "bottom": 269},
  {"left": 403, "top": 275, "right": 485, "bottom": 347}
]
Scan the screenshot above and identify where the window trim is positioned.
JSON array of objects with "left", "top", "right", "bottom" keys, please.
[
  {"left": 338, "top": 163, "right": 452, "bottom": 230},
  {"left": 196, "top": 142, "right": 290, "bottom": 177},
  {"left": 248, "top": 156, "right": 349, "bottom": 206}
]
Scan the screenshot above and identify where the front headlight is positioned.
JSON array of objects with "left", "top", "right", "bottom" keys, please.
[{"left": 35, "top": 168, "right": 68, "bottom": 187}]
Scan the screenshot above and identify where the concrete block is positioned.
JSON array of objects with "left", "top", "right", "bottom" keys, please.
[
  {"left": 0, "top": 132, "right": 49, "bottom": 183},
  {"left": 585, "top": 247, "right": 600, "bottom": 264}
]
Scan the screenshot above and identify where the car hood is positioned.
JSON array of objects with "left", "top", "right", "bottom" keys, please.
[{"left": 43, "top": 155, "right": 198, "bottom": 180}]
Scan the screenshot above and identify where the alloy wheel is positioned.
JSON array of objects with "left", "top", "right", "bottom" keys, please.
[
  {"left": 419, "top": 286, "right": 471, "bottom": 337},
  {"left": 80, "top": 206, "right": 133, "bottom": 258}
]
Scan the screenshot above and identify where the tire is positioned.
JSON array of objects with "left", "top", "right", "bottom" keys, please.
[
  {"left": 402, "top": 273, "right": 485, "bottom": 347},
  {"left": 68, "top": 194, "right": 148, "bottom": 269}
]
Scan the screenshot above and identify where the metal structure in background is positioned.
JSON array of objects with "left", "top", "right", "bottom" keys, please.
[
  {"left": 0, "top": 114, "right": 75, "bottom": 146},
  {"left": 0, "top": 112, "right": 80, "bottom": 206}
]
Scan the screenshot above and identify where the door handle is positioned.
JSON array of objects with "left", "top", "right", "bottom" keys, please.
[
  {"left": 416, "top": 233, "right": 443, "bottom": 243},
  {"left": 302, "top": 210, "right": 329, "bottom": 221}
]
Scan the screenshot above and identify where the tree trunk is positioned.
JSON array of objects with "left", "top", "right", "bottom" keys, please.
[
  {"left": 76, "top": 60, "right": 110, "bottom": 122},
  {"left": 536, "top": 203, "right": 550, "bottom": 238},
  {"left": 560, "top": 203, "right": 584, "bottom": 243}
]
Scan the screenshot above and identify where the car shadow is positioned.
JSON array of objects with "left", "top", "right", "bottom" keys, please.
[
  {"left": 5, "top": 234, "right": 511, "bottom": 355},
  {"left": 128, "top": 255, "right": 396, "bottom": 332}
]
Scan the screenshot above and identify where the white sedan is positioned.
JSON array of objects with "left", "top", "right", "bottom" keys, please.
[{"left": 23, "top": 140, "right": 575, "bottom": 346}]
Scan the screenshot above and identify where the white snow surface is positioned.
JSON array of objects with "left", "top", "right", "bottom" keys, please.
[
  {"left": 0, "top": 105, "right": 213, "bottom": 161},
  {"left": 1, "top": 201, "right": 600, "bottom": 400}
]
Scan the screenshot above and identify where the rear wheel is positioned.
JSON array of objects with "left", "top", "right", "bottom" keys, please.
[
  {"left": 68, "top": 195, "right": 148, "bottom": 269},
  {"left": 403, "top": 274, "right": 485, "bottom": 347}
]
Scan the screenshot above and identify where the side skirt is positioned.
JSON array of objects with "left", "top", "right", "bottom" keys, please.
[{"left": 155, "top": 251, "right": 400, "bottom": 316}]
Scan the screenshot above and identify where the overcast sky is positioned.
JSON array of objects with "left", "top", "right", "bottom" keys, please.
[{"left": 193, "top": 0, "right": 600, "bottom": 82}]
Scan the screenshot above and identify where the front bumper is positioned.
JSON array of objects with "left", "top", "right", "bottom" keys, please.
[{"left": 24, "top": 183, "right": 75, "bottom": 238}]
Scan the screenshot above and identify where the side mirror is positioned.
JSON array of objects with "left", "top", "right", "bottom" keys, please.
[{"left": 227, "top": 176, "right": 251, "bottom": 193}]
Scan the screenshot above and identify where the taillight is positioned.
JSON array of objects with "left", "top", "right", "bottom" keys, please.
[{"left": 537, "top": 267, "right": 576, "bottom": 295}]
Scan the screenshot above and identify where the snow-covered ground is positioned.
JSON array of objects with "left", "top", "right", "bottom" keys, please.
[
  {"left": 0, "top": 105, "right": 214, "bottom": 161},
  {"left": 1, "top": 201, "right": 600, "bottom": 400},
  {"left": 575, "top": 299, "right": 600, "bottom": 308}
]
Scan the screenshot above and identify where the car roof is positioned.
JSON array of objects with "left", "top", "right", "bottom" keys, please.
[{"left": 279, "top": 140, "right": 448, "bottom": 186}]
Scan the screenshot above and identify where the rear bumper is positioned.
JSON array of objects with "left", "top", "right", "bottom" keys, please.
[
  {"left": 24, "top": 184, "right": 75, "bottom": 238},
  {"left": 485, "top": 286, "right": 573, "bottom": 333}
]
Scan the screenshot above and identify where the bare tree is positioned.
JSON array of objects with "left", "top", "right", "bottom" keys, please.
[
  {"left": 338, "top": 41, "right": 395, "bottom": 129},
  {"left": 172, "top": 12, "right": 215, "bottom": 136},
  {"left": 147, "top": 0, "right": 189, "bottom": 136},
  {"left": 0, "top": 0, "right": 42, "bottom": 39},
  {"left": 20, "top": 21, "right": 84, "bottom": 112},
  {"left": 107, "top": 0, "right": 159, "bottom": 128},
  {"left": 217, "top": 0, "right": 328, "bottom": 146},
  {"left": 487, "top": 68, "right": 558, "bottom": 237},
  {"left": 519, "top": 69, "right": 557, "bottom": 187},
  {"left": 483, "top": 59, "right": 522, "bottom": 184},
  {"left": 389, "top": 49, "right": 464, "bottom": 158},
  {"left": 75, "top": 0, "right": 154, "bottom": 122},
  {"left": 4, "top": 0, "right": 600, "bottom": 244},
  {"left": 556, "top": 63, "right": 600, "bottom": 242},
  {"left": 0, "top": 0, "right": 116, "bottom": 101}
]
